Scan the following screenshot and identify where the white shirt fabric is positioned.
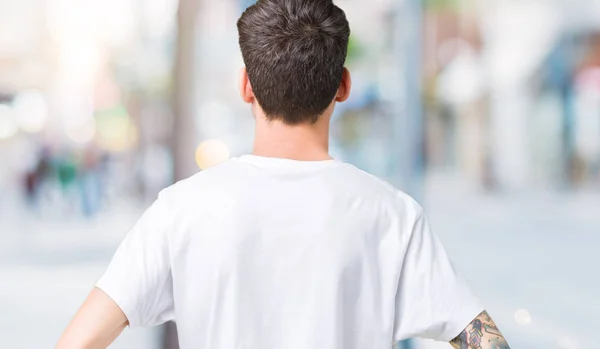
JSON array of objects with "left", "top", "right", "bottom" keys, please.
[{"left": 97, "top": 155, "right": 483, "bottom": 349}]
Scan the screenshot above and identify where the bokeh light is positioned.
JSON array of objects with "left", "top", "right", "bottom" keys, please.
[
  {"left": 95, "top": 106, "right": 136, "bottom": 152},
  {"left": 13, "top": 91, "right": 49, "bottom": 133},
  {"left": 65, "top": 117, "right": 96, "bottom": 144},
  {"left": 96, "top": 107, "right": 131, "bottom": 141},
  {"left": 0, "top": 104, "right": 18, "bottom": 140},
  {"left": 514, "top": 309, "right": 532, "bottom": 325},
  {"left": 195, "top": 139, "right": 230, "bottom": 170}
]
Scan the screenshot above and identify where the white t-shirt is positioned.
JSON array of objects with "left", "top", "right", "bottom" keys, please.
[{"left": 97, "top": 155, "right": 483, "bottom": 349}]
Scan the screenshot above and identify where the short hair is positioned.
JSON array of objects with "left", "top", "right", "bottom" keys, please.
[{"left": 237, "top": 0, "right": 350, "bottom": 125}]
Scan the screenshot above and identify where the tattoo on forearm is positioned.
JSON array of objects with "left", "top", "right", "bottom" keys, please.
[
  {"left": 483, "top": 324, "right": 502, "bottom": 337},
  {"left": 450, "top": 311, "right": 510, "bottom": 349}
]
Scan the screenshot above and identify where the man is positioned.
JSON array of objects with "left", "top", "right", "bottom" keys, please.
[{"left": 57, "top": 1, "right": 511, "bottom": 348}]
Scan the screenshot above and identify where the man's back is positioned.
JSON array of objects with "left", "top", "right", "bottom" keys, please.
[
  {"left": 57, "top": 1, "right": 510, "bottom": 347},
  {"left": 96, "top": 156, "right": 483, "bottom": 348}
]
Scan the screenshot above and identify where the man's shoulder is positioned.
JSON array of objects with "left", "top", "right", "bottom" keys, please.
[
  {"left": 157, "top": 160, "right": 244, "bottom": 201},
  {"left": 157, "top": 159, "right": 422, "bottom": 216},
  {"left": 335, "top": 164, "right": 419, "bottom": 206}
]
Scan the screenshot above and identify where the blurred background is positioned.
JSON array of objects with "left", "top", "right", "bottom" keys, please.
[{"left": 0, "top": 0, "right": 598, "bottom": 348}]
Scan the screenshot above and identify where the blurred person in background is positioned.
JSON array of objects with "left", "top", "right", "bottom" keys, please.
[
  {"left": 22, "top": 144, "right": 109, "bottom": 218},
  {"left": 78, "top": 146, "right": 104, "bottom": 217},
  {"left": 57, "top": 1, "right": 511, "bottom": 349},
  {"left": 55, "top": 149, "right": 79, "bottom": 212},
  {"left": 23, "top": 146, "right": 52, "bottom": 210}
]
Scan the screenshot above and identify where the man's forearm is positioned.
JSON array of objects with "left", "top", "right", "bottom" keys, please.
[
  {"left": 450, "top": 311, "right": 510, "bottom": 349},
  {"left": 56, "top": 288, "right": 128, "bottom": 349}
]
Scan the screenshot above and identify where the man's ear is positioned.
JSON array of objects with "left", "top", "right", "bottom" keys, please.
[
  {"left": 239, "top": 67, "right": 255, "bottom": 104},
  {"left": 335, "top": 67, "right": 352, "bottom": 102}
]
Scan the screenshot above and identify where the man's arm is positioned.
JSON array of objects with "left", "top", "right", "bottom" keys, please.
[
  {"left": 56, "top": 288, "right": 128, "bottom": 349},
  {"left": 450, "top": 311, "right": 511, "bottom": 349}
]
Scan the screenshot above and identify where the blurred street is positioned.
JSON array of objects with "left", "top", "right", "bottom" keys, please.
[
  {"left": 0, "top": 198, "right": 159, "bottom": 349},
  {"left": 424, "top": 178, "right": 600, "bottom": 349},
  {"left": 1, "top": 175, "right": 598, "bottom": 349},
  {"left": 2, "top": 0, "right": 600, "bottom": 347}
]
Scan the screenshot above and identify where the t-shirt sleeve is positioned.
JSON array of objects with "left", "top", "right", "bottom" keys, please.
[
  {"left": 95, "top": 191, "right": 175, "bottom": 328},
  {"left": 393, "top": 209, "right": 484, "bottom": 342}
]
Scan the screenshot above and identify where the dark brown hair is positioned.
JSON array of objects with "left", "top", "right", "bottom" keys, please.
[{"left": 237, "top": 0, "right": 350, "bottom": 125}]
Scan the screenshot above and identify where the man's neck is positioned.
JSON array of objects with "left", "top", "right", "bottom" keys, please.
[{"left": 253, "top": 115, "right": 332, "bottom": 161}]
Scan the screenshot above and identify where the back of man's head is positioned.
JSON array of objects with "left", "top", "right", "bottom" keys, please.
[{"left": 237, "top": 0, "right": 350, "bottom": 125}]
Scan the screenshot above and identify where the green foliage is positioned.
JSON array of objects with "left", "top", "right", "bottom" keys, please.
[
  {"left": 423, "top": 0, "right": 461, "bottom": 11},
  {"left": 346, "top": 35, "right": 363, "bottom": 64}
]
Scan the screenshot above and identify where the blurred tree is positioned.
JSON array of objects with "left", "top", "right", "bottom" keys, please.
[
  {"left": 165, "top": 0, "right": 202, "bottom": 347},
  {"left": 172, "top": 0, "right": 202, "bottom": 184},
  {"left": 346, "top": 35, "right": 365, "bottom": 65}
]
